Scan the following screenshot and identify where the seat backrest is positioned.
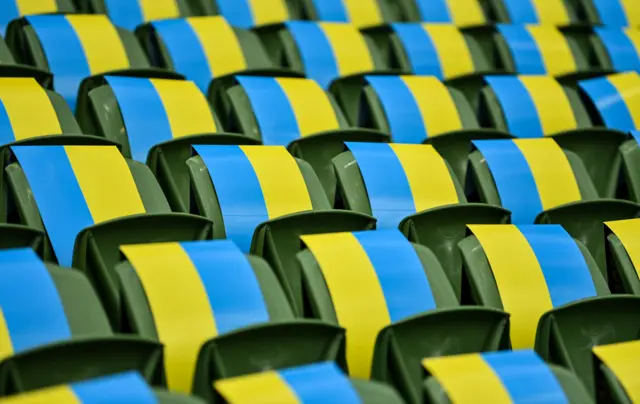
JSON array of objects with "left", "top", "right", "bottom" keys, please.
[
  {"left": 592, "top": 340, "right": 640, "bottom": 402},
  {"left": 579, "top": 72, "right": 640, "bottom": 133},
  {"left": 391, "top": 24, "right": 486, "bottom": 79},
  {"left": 591, "top": 0, "right": 639, "bottom": 27},
  {"left": 595, "top": 28, "right": 640, "bottom": 73},
  {"left": 21, "top": 14, "right": 148, "bottom": 110},
  {"left": 423, "top": 350, "right": 580, "bottom": 403},
  {"left": 305, "top": 0, "right": 386, "bottom": 29},
  {"left": 9, "top": 145, "right": 168, "bottom": 266},
  {"left": 0, "top": 0, "right": 75, "bottom": 35},
  {"left": 101, "top": 76, "right": 221, "bottom": 162},
  {"left": 340, "top": 142, "right": 464, "bottom": 228},
  {"left": 149, "top": 16, "right": 274, "bottom": 94},
  {"left": 362, "top": 75, "right": 476, "bottom": 143},
  {"left": 483, "top": 75, "right": 588, "bottom": 137},
  {"left": 102, "top": 0, "right": 189, "bottom": 31},
  {"left": 190, "top": 145, "right": 328, "bottom": 252},
  {"left": 500, "top": 0, "right": 573, "bottom": 26},
  {"left": 228, "top": 76, "right": 345, "bottom": 145},
  {"left": 283, "top": 21, "right": 382, "bottom": 89},
  {"left": 210, "top": 0, "right": 291, "bottom": 29},
  {"left": 300, "top": 229, "right": 456, "bottom": 379},
  {"left": 0, "top": 248, "right": 112, "bottom": 360},
  {"left": 497, "top": 24, "right": 580, "bottom": 77},
  {"left": 472, "top": 138, "right": 592, "bottom": 223},
  {"left": 120, "top": 239, "right": 292, "bottom": 393},
  {"left": 605, "top": 218, "right": 640, "bottom": 279},
  {"left": 215, "top": 362, "right": 362, "bottom": 403},
  {"left": 413, "top": 0, "right": 486, "bottom": 27},
  {"left": 0, "top": 371, "right": 164, "bottom": 403},
  {"left": 0, "top": 77, "right": 79, "bottom": 146},
  {"left": 465, "top": 224, "right": 606, "bottom": 348}
]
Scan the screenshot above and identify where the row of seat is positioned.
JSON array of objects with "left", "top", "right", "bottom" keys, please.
[
  {"left": 0, "top": 226, "right": 637, "bottom": 402},
  {"left": 2, "top": 0, "right": 639, "bottom": 32}
]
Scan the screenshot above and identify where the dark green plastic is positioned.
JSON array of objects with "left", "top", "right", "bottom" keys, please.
[
  {"left": 485, "top": 0, "right": 580, "bottom": 25},
  {"left": 4, "top": 158, "right": 215, "bottom": 329},
  {"left": 605, "top": 232, "right": 640, "bottom": 295},
  {"left": 223, "top": 81, "right": 390, "bottom": 200},
  {"left": 423, "top": 364, "right": 594, "bottom": 404},
  {"left": 358, "top": 81, "right": 512, "bottom": 185},
  {"left": 459, "top": 235, "right": 640, "bottom": 394},
  {"left": 0, "top": 264, "right": 164, "bottom": 397},
  {"left": 619, "top": 139, "right": 640, "bottom": 203},
  {"left": 187, "top": 155, "right": 376, "bottom": 311},
  {"left": 297, "top": 244, "right": 509, "bottom": 404},
  {"left": 480, "top": 83, "right": 628, "bottom": 199},
  {"left": 594, "top": 360, "right": 637, "bottom": 404},
  {"left": 117, "top": 255, "right": 346, "bottom": 402},
  {"left": 298, "top": 0, "right": 400, "bottom": 26},
  {"left": 469, "top": 147, "right": 640, "bottom": 273},
  {"left": 332, "top": 150, "right": 511, "bottom": 300}
]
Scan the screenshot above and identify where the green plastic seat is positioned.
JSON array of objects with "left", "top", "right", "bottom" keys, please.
[
  {"left": 0, "top": 77, "right": 114, "bottom": 255},
  {"left": 222, "top": 75, "right": 388, "bottom": 199},
  {"left": 576, "top": 0, "right": 640, "bottom": 27},
  {"left": 0, "top": 249, "right": 163, "bottom": 396},
  {"left": 297, "top": 229, "right": 509, "bottom": 404},
  {"left": 76, "top": 75, "right": 254, "bottom": 213},
  {"left": 193, "top": 0, "right": 299, "bottom": 29},
  {"left": 0, "top": 371, "right": 205, "bottom": 403},
  {"left": 605, "top": 218, "right": 640, "bottom": 295},
  {"left": 214, "top": 362, "right": 404, "bottom": 404},
  {"left": 331, "top": 142, "right": 510, "bottom": 299},
  {"left": 5, "top": 14, "right": 180, "bottom": 112},
  {"left": 480, "top": 75, "right": 628, "bottom": 199},
  {"left": 459, "top": 223, "right": 640, "bottom": 394},
  {"left": 592, "top": 340, "right": 640, "bottom": 404},
  {"left": 187, "top": 145, "right": 376, "bottom": 311},
  {"left": 5, "top": 145, "right": 214, "bottom": 329},
  {"left": 470, "top": 138, "right": 639, "bottom": 273},
  {"left": 485, "top": 0, "right": 583, "bottom": 26},
  {"left": 137, "top": 16, "right": 298, "bottom": 110},
  {"left": 590, "top": 28, "right": 640, "bottom": 74},
  {"left": 495, "top": 24, "right": 601, "bottom": 80},
  {"left": 0, "top": 0, "right": 75, "bottom": 36},
  {"left": 297, "top": 0, "right": 399, "bottom": 29},
  {"left": 271, "top": 21, "right": 392, "bottom": 121},
  {"left": 349, "top": 75, "right": 510, "bottom": 184},
  {"left": 395, "top": 0, "right": 489, "bottom": 26},
  {"left": 422, "top": 350, "right": 593, "bottom": 404},
  {"left": 75, "top": 0, "right": 194, "bottom": 31},
  {"left": 0, "top": 35, "right": 51, "bottom": 86},
  {"left": 117, "top": 239, "right": 345, "bottom": 402}
]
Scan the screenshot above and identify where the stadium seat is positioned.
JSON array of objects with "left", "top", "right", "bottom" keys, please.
[
  {"left": 583, "top": 0, "right": 640, "bottom": 27},
  {"left": 5, "top": 14, "right": 180, "bottom": 111},
  {"left": 396, "top": 0, "right": 487, "bottom": 27},
  {"left": 214, "top": 362, "right": 404, "bottom": 404},
  {"left": 480, "top": 75, "right": 628, "bottom": 199},
  {"left": 592, "top": 28, "right": 640, "bottom": 74},
  {"left": 5, "top": 145, "right": 213, "bottom": 327},
  {"left": 297, "top": 229, "right": 509, "bottom": 403},
  {"left": 487, "top": 0, "right": 579, "bottom": 26},
  {"left": 592, "top": 340, "right": 640, "bottom": 403},
  {"left": 423, "top": 350, "right": 593, "bottom": 404},
  {"left": 495, "top": 25, "right": 594, "bottom": 78},
  {"left": 138, "top": 16, "right": 297, "bottom": 101},
  {"left": 346, "top": 75, "right": 510, "bottom": 184},
  {"left": 459, "top": 224, "right": 640, "bottom": 393},
  {"left": 0, "top": 36, "right": 52, "bottom": 85},
  {"left": 297, "top": 0, "right": 396, "bottom": 29},
  {"left": 76, "top": 75, "right": 253, "bottom": 212},
  {"left": 0, "top": 372, "right": 205, "bottom": 403},
  {"left": 272, "top": 21, "right": 388, "bottom": 121},
  {"left": 0, "top": 0, "right": 75, "bottom": 36},
  {"left": 187, "top": 145, "right": 375, "bottom": 310},
  {"left": 0, "top": 249, "right": 164, "bottom": 395},
  {"left": 76, "top": 0, "right": 193, "bottom": 31},
  {"left": 331, "top": 142, "right": 510, "bottom": 299},
  {"left": 194, "top": 0, "right": 296, "bottom": 29},
  {"left": 117, "top": 240, "right": 346, "bottom": 401},
  {"left": 469, "top": 138, "right": 639, "bottom": 271},
  {"left": 221, "top": 75, "right": 387, "bottom": 198},
  {"left": 605, "top": 219, "right": 640, "bottom": 294}
]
